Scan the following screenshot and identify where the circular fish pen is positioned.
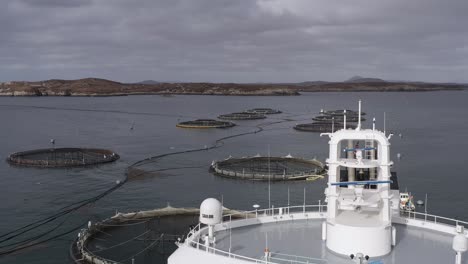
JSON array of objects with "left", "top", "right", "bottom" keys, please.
[
  {"left": 321, "top": 109, "right": 366, "bottom": 116},
  {"left": 70, "top": 206, "right": 246, "bottom": 264},
  {"left": 294, "top": 122, "right": 357, "bottom": 132},
  {"left": 176, "top": 119, "right": 235, "bottom": 129},
  {"left": 217, "top": 112, "right": 266, "bottom": 120},
  {"left": 211, "top": 156, "right": 325, "bottom": 181},
  {"left": 312, "top": 115, "right": 365, "bottom": 123},
  {"left": 245, "top": 108, "right": 282, "bottom": 115},
  {"left": 7, "top": 148, "right": 119, "bottom": 168}
]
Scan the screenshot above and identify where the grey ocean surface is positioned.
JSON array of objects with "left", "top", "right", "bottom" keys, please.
[{"left": 0, "top": 91, "right": 467, "bottom": 263}]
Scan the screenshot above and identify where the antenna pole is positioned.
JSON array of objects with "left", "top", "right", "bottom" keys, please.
[
  {"left": 268, "top": 145, "right": 271, "bottom": 211},
  {"left": 384, "top": 112, "right": 386, "bottom": 135},
  {"left": 373, "top": 117, "right": 376, "bottom": 131},
  {"left": 344, "top": 110, "right": 347, "bottom": 130},
  {"left": 229, "top": 224, "right": 232, "bottom": 254},
  {"left": 357, "top": 100, "right": 362, "bottom": 130},
  {"left": 425, "top": 193, "right": 428, "bottom": 214},
  {"left": 303, "top": 187, "right": 306, "bottom": 213},
  {"left": 332, "top": 117, "right": 335, "bottom": 133}
]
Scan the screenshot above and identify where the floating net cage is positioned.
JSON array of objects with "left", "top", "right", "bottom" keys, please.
[
  {"left": 176, "top": 119, "right": 236, "bottom": 129},
  {"left": 7, "top": 148, "right": 119, "bottom": 168},
  {"left": 312, "top": 115, "right": 365, "bottom": 123},
  {"left": 71, "top": 207, "right": 199, "bottom": 264},
  {"left": 217, "top": 112, "right": 266, "bottom": 120},
  {"left": 71, "top": 207, "right": 247, "bottom": 264},
  {"left": 211, "top": 156, "right": 325, "bottom": 181},
  {"left": 245, "top": 108, "right": 282, "bottom": 115},
  {"left": 320, "top": 109, "right": 366, "bottom": 116},
  {"left": 294, "top": 122, "right": 357, "bottom": 132}
]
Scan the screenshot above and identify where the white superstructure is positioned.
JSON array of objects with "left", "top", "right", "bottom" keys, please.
[
  {"left": 168, "top": 101, "right": 468, "bottom": 264},
  {"left": 322, "top": 101, "right": 394, "bottom": 257}
]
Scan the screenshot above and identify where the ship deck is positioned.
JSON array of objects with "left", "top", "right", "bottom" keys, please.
[{"left": 213, "top": 218, "right": 468, "bottom": 264}]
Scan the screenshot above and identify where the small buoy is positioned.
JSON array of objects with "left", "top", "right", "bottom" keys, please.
[
  {"left": 170, "top": 146, "right": 175, "bottom": 150},
  {"left": 417, "top": 200, "right": 424, "bottom": 206},
  {"left": 399, "top": 133, "right": 402, "bottom": 138},
  {"left": 397, "top": 153, "right": 402, "bottom": 159}
]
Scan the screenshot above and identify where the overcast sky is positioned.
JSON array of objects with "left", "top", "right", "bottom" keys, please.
[{"left": 1, "top": 0, "right": 468, "bottom": 83}]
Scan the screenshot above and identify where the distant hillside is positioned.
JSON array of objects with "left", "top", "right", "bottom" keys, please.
[
  {"left": 0, "top": 77, "right": 466, "bottom": 97},
  {"left": 297, "top": 81, "right": 466, "bottom": 92},
  {"left": 136, "top": 80, "right": 161, "bottom": 85},
  {"left": 346, "top": 76, "right": 386, "bottom": 83},
  {"left": 294, "top": 81, "right": 329, "bottom": 86},
  {"left": 0, "top": 78, "right": 299, "bottom": 96}
]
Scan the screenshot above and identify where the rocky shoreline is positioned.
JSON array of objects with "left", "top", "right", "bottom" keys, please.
[{"left": 0, "top": 78, "right": 465, "bottom": 97}]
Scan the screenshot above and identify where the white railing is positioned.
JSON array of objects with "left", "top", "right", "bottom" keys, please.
[
  {"left": 183, "top": 204, "right": 328, "bottom": 264},
  {"left": 182, "top": 205, "right": 468, "bottom": 264},
  {"left": 399, "top": 210, "right": 468, "bottom": 228},
  {"left": 185, "top": 204, "right": 328, "bottom": 241},
  {"left": 269, "top": 252, "right": 328, "bottom": 264},
  {"left": 223, "top": 204, "right": 327, "bottom": 221}
]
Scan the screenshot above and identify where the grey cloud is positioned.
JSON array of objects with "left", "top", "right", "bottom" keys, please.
[
  {"left": 19, "top": 0, "right": 92, "bottom": 8},
  {"left": 0, "top": 0, "right": 467, "bottom": 83}
]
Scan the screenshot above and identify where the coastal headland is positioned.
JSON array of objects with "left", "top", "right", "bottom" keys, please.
[{"left": 0, "top": 78, "right": 466, "bottom": 96}]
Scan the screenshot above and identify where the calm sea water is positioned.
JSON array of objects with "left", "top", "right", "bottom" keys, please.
[{"left": 0, "top": 91, "right": 467, "bottom": 263}]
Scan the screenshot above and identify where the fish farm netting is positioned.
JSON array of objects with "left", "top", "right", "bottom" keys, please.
[
  {"left": 321, "top": 109, "right": 366, "bottom": 116},
  {"left": 217, "top": 112, "right": 266, "bottom": 120},
  {"left": 176, "top": 119, "right": 235, "bottom": 128},
  {"left": 245, "top": 108, "right": 282, "bottom": 115},
  {"left": 7, "top": 148, "right": 119, "bottom": 168},
  {"left": 312, "top": 115, "right": 365, "bottom": 123},
  {"left": 294, "top": 122, "right": 357, "bottom": 132},
  {"left": 211, "top": 156, "right": 325, "bottom": 181},
  {"left": 71, "top": 207, "right": 247, "bottom": 264},
  {"left": 72, "top": 210, "right": 199, "bottom": 264}
]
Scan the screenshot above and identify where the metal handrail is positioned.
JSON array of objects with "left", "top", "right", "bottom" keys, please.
[
  {"left": 183, "top": 204, "right": 468, "bottom": 264},
  {"left": 221, "top": 204, "right": 327, "bottom": 221},
  {"left": 268, "top": 255, "right": 325, "bottom": 264},
  {"left": 270, "top": 252, "right": 328, "bottom": 263},
  {"left": 399, "top": 210, "right": 468, "bottom": 227},
  {"left": 184, "top": 204, "right": 328, "bottom": 264},
  {"left": 189, "top": 241, "right": 271, "bottom": 263}
]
